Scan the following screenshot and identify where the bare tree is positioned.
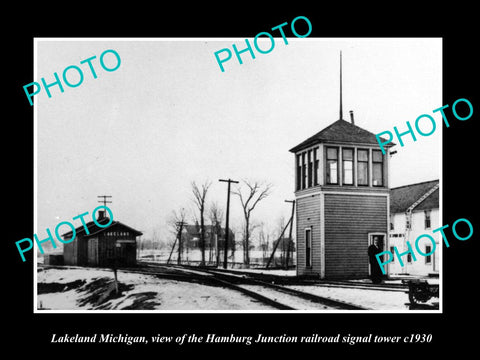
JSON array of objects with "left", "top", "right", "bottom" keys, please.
[
  {"left": 258, "top": 221, "right": 270, "bottom": 261},
  {"left": 208, "top": 201, "right": 224, "bottom": 265},
  {"left": 191, "top": 180, "right": 212, "bottom": 265},
  {"left": 232, "top": 180, "right": 272, "bottom": 266}
]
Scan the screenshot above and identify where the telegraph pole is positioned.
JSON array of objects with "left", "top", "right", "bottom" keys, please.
[
  {"left": 97, "top": 195, "right": 112, "bottom": 208},
  {"left": 98, "top": 195, "right": 116, "bottom": 291},
  {"left": 219, "top": 178, "right": 239, "bottom": 269},
  {"left": 176, "top": 221, "right": 186, "bottom": 265}
]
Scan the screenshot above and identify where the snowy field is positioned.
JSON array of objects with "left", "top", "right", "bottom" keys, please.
[
  {"left": 37, "top": 267, "right": 275, "bottom": 311},
  {"left": 137, "top": 249, "right": 294, "bottom": 268},
  {"left": 36, "top": 266, "right": 439, "bottom": 312},
  {"left": 288, "top": 285, "right": 410, "bottom": 310}
]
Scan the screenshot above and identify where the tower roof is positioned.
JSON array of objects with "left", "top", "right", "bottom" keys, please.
[{"left": 289, "top": 119, "right": 394, "bottom": 153}]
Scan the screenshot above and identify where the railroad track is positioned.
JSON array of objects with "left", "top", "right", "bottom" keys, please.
[
  {"left": 134, "top": 262, "right": 368, "bottom": 310},
  {"left": 141, "top": 261, "right": 407, "bottom": 291}
]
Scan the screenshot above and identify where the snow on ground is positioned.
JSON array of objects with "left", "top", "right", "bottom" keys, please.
[
  {"left": 240, "top": 285, "right": 334, "bottom": 310},
  {"left": 286, "top": 285, "right": 437, "bottom": 310},
  {"left": 224, "top": 268, "right": 296, "bottom": 277},
  {"left": 37, "top": 267, "right": 274, "bottom": 311},
  {"left": 37, "top": 266, "right": 439, "bottom": 311}
]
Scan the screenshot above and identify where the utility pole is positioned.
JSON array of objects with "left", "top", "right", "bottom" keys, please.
[
  {"left": 97, "top": 195, "right": 112, "bottom": 207},
  {"left": 176, "top": 221, "right": 186, "bottom": 265},
  {"left": 219, "top": 178, "right": 239, "bottom": 269},
  {"left": 99, "top": 195, "right": 116, "bottom": 291},
  {"left": 284, "top": 200, "right": 295, "bottom": 269}
]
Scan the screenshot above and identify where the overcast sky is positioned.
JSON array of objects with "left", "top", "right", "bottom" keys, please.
[{"left": 35, "top": 38, "right": 442, "bottom": 244}]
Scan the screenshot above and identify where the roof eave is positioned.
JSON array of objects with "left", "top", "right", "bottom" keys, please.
[{"left": 289, "top": 139, "right": 396, "bottom": 153}]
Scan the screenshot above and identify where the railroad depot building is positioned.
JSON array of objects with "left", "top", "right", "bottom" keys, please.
[
  {"left": 388, "top": 180, "right": 440, "bottom": 276},
  {"left": 63, "top": 210, "right": 142, "bottom": 267},
  {"left": 290, "top": 114, "right": 394, "bottom": 279}
]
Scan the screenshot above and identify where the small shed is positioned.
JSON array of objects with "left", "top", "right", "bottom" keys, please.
[{"left": 63, "top": 211, "right": 142, "bottom": 267}]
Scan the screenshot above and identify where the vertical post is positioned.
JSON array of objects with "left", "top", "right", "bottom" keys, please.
[
  {"left": 266, "top": 217, "right": 292, "bottom": 268},
  {"left": 167, "top": 238, "right": 177, "bottom": 264},
  {"left": 113, "top": 266, "right": 119, "bottom": 295},
  {"left": 113, "top": 244, "right": 120, "bottom": 295},
  {"left": 219, "top": 179, "right": 239, "bottom": 269},
  {"left": 215, "top": 228, "right": 219, "bottom": 266},
  {"left": 176, "top": 221, "right": 184, "bottom": 265},
  {"left": 224, "top": 181, "right": 232, "bottom": 269},
  {"left": 285, "top": 200, "right": 295, "bottom": 269},
  {"left": 339, "top": 51, "right": 343, "bottom": 120}
]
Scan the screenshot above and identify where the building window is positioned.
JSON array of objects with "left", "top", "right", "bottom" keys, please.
[
  {"left": 425, "top": 245, "right": 432, "bottom": 264},
  {"left": 406, "top": 217, "right": 411, "bottom": 230},
  {"left": 390, "top": 246, "right": 395, "bottom": 262},
  {"left": 307, "top": 150, "right": 313, "bottom": 188},
  {"left": 342, "top": 148, "right": 354, "bottom": 185},
  {"left": 296, "top": 154, "right": 302, "bottom": 191},
  {"left": 372, "top": 150, "right": 384, "bottom": 186},
  {"left": 424, "top": 210, "right": 431, "bottom": 229},
  {"left": 305, "top": 228, "right": 312, "bottom": 267},
  {"left": 326, "top": 147, "right": 338, "bottom": 184},
  {"left": 313, "top": 147, "right": 319, "bottom": 186},
  {"left": 357, "top": 149, "right": 369, "bottom": 186}
]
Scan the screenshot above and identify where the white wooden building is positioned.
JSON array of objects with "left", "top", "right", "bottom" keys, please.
[{"left": 388, "top": 180, "right": 439, "bottom": 276}]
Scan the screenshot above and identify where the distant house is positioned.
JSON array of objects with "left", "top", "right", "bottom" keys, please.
[
  {"left": 272, "top": 237, "right": 296, "bottom": 252},
  {"left": 182, "top": 224, "right": 235, "bottom": 250},
  {"left": 389, "top": 180, "right": 440, "bottom": 276},
  {"left": 63, "top": 210, "right": 143, "bottom": 267}
]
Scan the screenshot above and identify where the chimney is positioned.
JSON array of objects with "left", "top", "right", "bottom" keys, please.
[
  {"left": 97, "top": 210, "right": 105, "bottom": 220},
  {"left": 349, "top": 110, "right": 355, "bottom": 125}
]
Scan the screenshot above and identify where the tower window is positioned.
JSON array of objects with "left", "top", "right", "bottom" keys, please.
[
  {"left": 357, "top": 149, "right": 369, "bottom": 186},
  {"left": 326, "top": 147, "right": 338, "bottom": 184},
  {"left": 342, "top": 148, "right": 354, "bottom": 185},
  {"left": 302, "top": 153, "right": 307, "bottom": 189},
  {"left": 307, "top": 150, "right": 313, "bottom": 188},
  {"left": 372, "top": 150, "right": 384, "bottom": 186},
  {"left": 296, "top": 154, "right": 302, "bottom": 191}
]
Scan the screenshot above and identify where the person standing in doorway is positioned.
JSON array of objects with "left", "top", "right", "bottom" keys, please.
[{"left": 368, "top": 236, "right": 383, "bottom": 284}]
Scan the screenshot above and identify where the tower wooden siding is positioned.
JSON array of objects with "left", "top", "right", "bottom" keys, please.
[
  {"left": 296, "top": 194, "right": 321, "bottom": 276},
  {"left": 324, "top": 193, "right": 388, "bottom": 278}
]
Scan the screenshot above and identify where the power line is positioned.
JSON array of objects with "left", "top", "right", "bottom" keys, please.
[{"left": 97, "top": 195, "right": 112, "bottom": 207}]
